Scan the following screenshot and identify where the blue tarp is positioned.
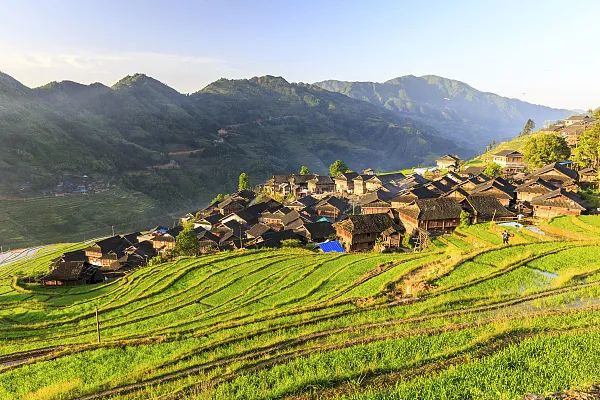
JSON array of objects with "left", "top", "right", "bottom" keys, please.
[{"left": 318, "top": 240, "right": 345, "bottom": 253}]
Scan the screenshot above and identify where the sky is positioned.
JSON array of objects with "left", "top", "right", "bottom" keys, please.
[{"left": 0, "top": 0, "right": 598, "bottom": 109}]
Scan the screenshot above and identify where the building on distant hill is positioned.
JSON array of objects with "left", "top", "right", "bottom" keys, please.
[
  {"left": 436, "top": 154, "right": 462, "bottom": 171},
  {"left": 530, "top": 189, "right": 587, "bottom": 218},
  {"left": 564, "top": 115, "right": 596, "bottom": 127},
  {"left": 334, "top": 213, "right": 402, "bottom": 252},
  {"left": 492, "top": 150, "right": 525, "bottom": 172}
]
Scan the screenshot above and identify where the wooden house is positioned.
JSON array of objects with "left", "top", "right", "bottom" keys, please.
[
  {"left": 334, "top": 214, "right": 401, "bottom": 252},
  {"left": 286, "top": 195, "right": 318, "bottom": 211},
  {"left": 245, "top": 223, "right": 273, "bottom": 239},
  {"left": 397, "top": 198, "right": 463, "bottom": 234},
  {"left": 436, "top": 154, "right": 461, "bottom": 171},
  {"left": 307, "top": 175, "right": 335, "bottom": 194},
  {"left": 492, "top": 150, "right": 525, "bottom": 170},
  {"left": 470, "top": 179, "right": 515, "bottom": 207},
  {"left": 41, "top": 262, "right": 102, "bottom": 286},
  {"left": 314, "top": 196, "right": 349, "bottom": 220},
  {"left": 531, "top": 189, "right": 587, "bottom": 218},
  {"left": 352, "top": 175, "right": 371, "bottom": 195},
  {"left": 527, "top": 162, "right": 579, "bottom": 190},
  {"left": 515, "top": 178, "right": 557, "bottom": 203},
  {"left": 85, "top": 236, "right": 131, "bottom": 268},
  {"left": 334, "top": 172, "right": 359, "bottom": 194},
  {"left": 391, "top": 186, "right": 438, "bottom": 208},
  {"left": 360, "top": 190, "right": 394, "bottom": 214},
  {"left": 149, "top": 227, "right": 182, "bottom": 251},
  {"left": 288, "top": 174, "right": 317, "bottom": 197},
  {"left": 460, "top": 195, "right": 515, "bottom": 224},
  {"left": 294, "top": 221, "right": 335, "bottom": 243},
  {"left": 217, "top": 197, "right": 247, "bottom": 215}
]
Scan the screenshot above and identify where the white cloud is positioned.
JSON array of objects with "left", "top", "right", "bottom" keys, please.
[{"left": 0, "top": 47, "right": 236, "bottom": 92}]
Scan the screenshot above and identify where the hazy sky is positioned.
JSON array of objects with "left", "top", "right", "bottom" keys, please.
[{"left": 1, "top": 0, "right": 598, "bottom": 109}]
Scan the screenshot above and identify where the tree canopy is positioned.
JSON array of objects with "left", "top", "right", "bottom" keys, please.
[
  {"left": 573, "top": 124, "right": 600, "bottom": 169},
  {"left": 483, "top": 162, "right": 503, "bottom": 178},
  {"left": 523, "top": 133, "right": 570, "bottom": 168},
  {"left": 238, "top": 172, "right": 249, "bottom": 191},
  {"left": 174, "top": 222, "right": 200, "bottom": 257},
  {"left": 519, "top": 119, "right": 535, "bottom": 136},
  {"left": 329, "top": 160, "right": 350, "bottom": 177},
  {"left": 299, "top": 165, "right": 310, "bottom": 175}
]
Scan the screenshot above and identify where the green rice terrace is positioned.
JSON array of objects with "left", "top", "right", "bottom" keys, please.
[{"left": 2, "top": 217, "right": 600, "bottom": 399}]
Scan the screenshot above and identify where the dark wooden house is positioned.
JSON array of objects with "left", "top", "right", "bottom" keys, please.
[
  {"left": 397, "top": 198, "right": 463, "bottom": 234},
  {"left": 334, "top": 214, "right": 402, "bottom": 252}
]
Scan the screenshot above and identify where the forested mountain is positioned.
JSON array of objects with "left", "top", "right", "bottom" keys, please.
[
  {"left": 0, "top": 72, "right": 462, "bottom": 207},
  {"left": 315, "top": 75, "right": 572, "bottom": 150}
]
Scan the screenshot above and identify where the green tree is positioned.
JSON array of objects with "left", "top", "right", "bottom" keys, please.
[
  {"left": 211, "top": 193, "right": 225, "bottom": 205},
  {"left": 519, "top": 119, "right": 535, "bottom": 136},
  {"left": 238, "top": 172, "right": 249, "bottom": 191},
  {"left": 524, "top": 133, "right": 570, "bottom": 168},
  {"left": 174, "top": 222, "right": 200, "bottom": 257},
  {"left": 402, "top": 232, "right": 413, "bottom": 249},
  {"left": 483, "top": 162, "right": 503, "bottom": 178},
  {"left": 281, "top": 239, "right": 302, "bottom": 248},
  {"left": 573, "top": 123, "right": 600, "bottom": 169},
  {"left": 329, "top": 160, "right": 349, "bottom": 177},
  {"left": 460, "top": 210, "right": 471, "bottom": 227},
  {"left": 299, "top": 165, "right": 310, "bottom": 175}
]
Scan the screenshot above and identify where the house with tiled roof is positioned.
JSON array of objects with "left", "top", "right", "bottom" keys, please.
[
  {"left": 526, "top": 162, "right": 579, "bottom": 190},
  {"left": 531, "top": 189, "right": 587, "bottom": 218},
  {"left": 460, "top": 195, "right": 515, "bottom": 224},
  {"left": 397, "top": 198, "right": 463, "bottom": 234},
  {"left": 436, "top": 154, "right": 462, "bottom": 171},
  {"left": 515, "top": 178, "right": 557, "bottom": 203},
  {"left": 334, "top": 213, "right": 402, "bottom": 252}
]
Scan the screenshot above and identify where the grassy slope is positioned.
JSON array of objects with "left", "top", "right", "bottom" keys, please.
[
  {"left": 1, "top": 218, "right": 600, "bottom": 399},
  {"left": 0, "top": 189, "right": 182, "bottom": 249}
]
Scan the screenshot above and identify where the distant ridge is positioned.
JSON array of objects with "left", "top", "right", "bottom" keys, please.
[
  {"left": 0, "top": 72, "right": 461, "bottom": 207},
  {"left": 315, "top": 75, "right": 573, "bottom": 150}
]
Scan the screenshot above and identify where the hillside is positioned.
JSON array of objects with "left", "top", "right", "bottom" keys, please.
[
  {"left": 0, "top": 72, "right": 468, "bottom": 248},
  {"left": 0, "top": 72, "right": 461, "bottom": 200},
  {"left": 2, "top": 217, "right": 600, "bottom": 398},
  {"left": 315, "top": 75, "right": 572, "bottom": 150}
]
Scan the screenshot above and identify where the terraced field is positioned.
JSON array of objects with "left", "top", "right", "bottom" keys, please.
[{"left": 1, "top": 217, "right": 600, "bottom": 399}]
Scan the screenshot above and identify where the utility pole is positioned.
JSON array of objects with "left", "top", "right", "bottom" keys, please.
[
  {"left": 95, "top": 306, "right": 101, "bottom": 344},
  {"left": 111, "top": 225, "right": 115, "bottom": 236}
]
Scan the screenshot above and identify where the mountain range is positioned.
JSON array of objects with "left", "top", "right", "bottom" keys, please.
[
  {"left": 0, "top": 71, "right": 572, "bottom": 210},
  {"left": 315, "top": 75, "right": 572, "bottom": 149}
]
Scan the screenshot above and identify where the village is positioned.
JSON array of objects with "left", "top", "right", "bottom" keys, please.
[{"left": 40, "top": 114, "right": 599, "bottom": 286}]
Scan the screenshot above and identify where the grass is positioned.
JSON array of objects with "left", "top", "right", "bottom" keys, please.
[
  {"left": 1, "top": 219, "right": 600, "bottom": 399},
  {"left": 0, "top": 189, "right": 176, "bottom": 249}
]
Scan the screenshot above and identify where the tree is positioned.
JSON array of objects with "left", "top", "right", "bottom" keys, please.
[
  {"left": 238, "top": 172, "right": 249, "bottom": 191},
  {"left": 460, "top": 210, "right": 471, "bottom": 227},
  {"left": 402, "top": 232, "right": 413, "bottom": 249},
  {"left": 174, "top": 222, "right": 200, "bottom": 257},
  {"left": 329, "top": 160, "right": 349, "bottom": 177},
  {"left": 523, "top": 133, "right": 570, "bottom": 168},
  {"left": 573, "top": 123, "right": 600, "bottom": 169},
  {"left": 281, "top": 239, "right": 302, "bottom": 248},
  {"left": 299, "top": 165, "right": 310, "bottom": 175},
  {"left": 519, "top": 119, "right": 535, "bottom": 136},
  {"left": 483, "top": 162, "right": 503, "bottom": 178},
  {"left": 211, "top": 193, "right": 225, "bottom": 205}
]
